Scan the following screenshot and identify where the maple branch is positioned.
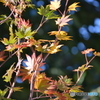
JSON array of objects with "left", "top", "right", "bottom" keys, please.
[
  {"left": 86, "top": 55, "right": 96, "bottom": 66},
  {"left": 0, "top": 50, "right": 18, "bottom": 68},
  {"left": 29, "top": 73, "right": 34, "bottom": 100},
  {"left": 57, "top": 9, "right": 63, "bottom": 15},
  {"left": 0, "top": 9, "right": 14, "bottom": 25},
  {"left": 85, "top": 54, "right": 88, "bottom": 64},
  {"left": 75, "top": 55, "right": 96, "bottom": 85},
  {"left": 7, "top": 59, "right": 22, "bottom": 98},
  {"left": 63, "top": 0, "right": 69, "bottom": 16},
  {"left": 35, "top": 16, "right": 48, "bottom": 32},
  {"left": 7, "top": 39, "right": 21, "bottom": 98}
]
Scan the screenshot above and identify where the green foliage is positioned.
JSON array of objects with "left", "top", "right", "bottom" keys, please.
[
  {"left": 0, "top": 88, "right": 8, "bottom": 97},
  {"left": 2, "top": 63, "right": 14, "bottom": 82},
  {"left": 37, "top": 5, "right": 59, "bottom": 19}
]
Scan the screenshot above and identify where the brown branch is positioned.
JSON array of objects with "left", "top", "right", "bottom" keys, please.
[
  {"left": 0, "top": 50, "right": 18, "bottom": 68},
  {"left": 0, "top": 9, "right": 14, "bottom": 25},
  {"left": 7, "top": 39, "right": 21, "bottom": 98},
  {"left": 63, "top": 0, "right": 69, "bottom": 16}
]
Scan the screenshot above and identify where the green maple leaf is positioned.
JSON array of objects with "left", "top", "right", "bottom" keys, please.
[
  {"left": 2, "top": 63, "right": 14, "bottom": 82},
  {"left": 38, "top": 5, "right": 59, "bottom": 19}
]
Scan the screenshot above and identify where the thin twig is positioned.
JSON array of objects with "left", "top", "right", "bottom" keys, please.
[
  {"left": 29, "top": 73, "right": 35, "bottom": 100},
  {"left": 7, "top": 39, "right": 21, "bottom": 98},
  {"left": 35, "top": 16, "right": 48, "bottom": 32},
  {"left": 75, "top": 71, "right": 84, "bottom": 86},
  {"left": 75, "top": 55, "right": 96, "bottom": 85},
  {"left": 0, "top": 9, "right": 14, "bottom": 25},
  {"left": 63, "top": 0, "right": 69, "bottom": 16},
  {"left": 0, "top": 50, "right": 18, "bottom": 68},
  {"left": 86, "top": 55, "right": 96, "bottom": 66},
  {"left": 57, "top": 9, "right": 63, "bottom": 15},
  {"left": 7, "top": 59, "right": 22, "bottom": 98},
  {"left": 85, "top": 54, "right": 88, "bottom": 64}
]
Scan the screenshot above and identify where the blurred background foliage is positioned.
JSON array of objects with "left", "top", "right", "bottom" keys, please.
[{"left": 0, "top": 0, "right": 100, "bottom": 100}]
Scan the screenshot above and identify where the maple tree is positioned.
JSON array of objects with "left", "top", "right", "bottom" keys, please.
[{"left": 0, "top": 0, "right": 99, "bottom": 100}]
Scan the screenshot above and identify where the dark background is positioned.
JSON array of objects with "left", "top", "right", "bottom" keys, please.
[{"left": 0, "top": 0, "right": 100, "bottom": 100}]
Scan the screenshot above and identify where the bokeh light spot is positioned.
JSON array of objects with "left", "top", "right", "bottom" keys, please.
[
  {"left": 66, "top": 66, "right": 73, "bottom": 71},
  {"left": 79, "top": 26, "right": 90, "bottom": 40},
  {"left": 71, "top": 46, "right": 78, "bottom": 55},
  {"left": 77, "top": 42, "right": 86, "bottom": 51},
  {"left": 16, "top": 77, "right": 23, "bottom": 83},
  {"left": 92, "top": 1, "right": 100, "bottom": 7},
  {"left": 94, "top": 18, "right": 100, "bottom": 26},
  {"left": 37, "top": 0, "right": 44, "bottom": 7},
  {"left": 88, "top": 25, "right": 95, "bottom": 33}
]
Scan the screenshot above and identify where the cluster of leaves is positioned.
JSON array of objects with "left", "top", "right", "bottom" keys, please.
[{"left": 0, "top": 0, "right": 99, "bottom": 100}]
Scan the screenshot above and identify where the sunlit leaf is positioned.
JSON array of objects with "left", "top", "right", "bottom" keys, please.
[
  {"left": 68, "top": 2, "right": 80, "bottom": 12},
  {"left": 18, "top": 68, "right": 32, "bottom": 82},
  {"left": 18, "top": 53, "right": 44, "bottom": 82},
  {"left": 0, "top": 88, "right": 8, "bottom": 96},
  {"left": 47, "top": 42, "right": 63, "bottom": 54},
  {"left": 45, "top": 10, "right": 59, "bottom": 19},
  {"left": 49, "top": 0, "right": 61, "bottom": 10},
  {"left": 2, "top": 63, "right": 14, "bottom": 82},
  {"left": 37, "top": 5, "right": 59, "bottom": 19},
  {"left": 57, "top": 75, "right": 73, "bottom": 91},
  {"left": 5, "top": 45, "right": 16, "bottom": 52},
  {"left": 69, "top": 85, "right": 83, "bottom": 92},
  {"left": 34, "top": 73, "right": 52, "bottom": 92},
  {"left": 81, "top": 48, "right": 95, "bottom": 54},
  {"left": 55, "top": 15, "right": 72, "bottom": 27},
  {"left": 73, "top": 64, "right": 93, "bottom": 72},
  {"left": 0, "top": 0, "right": 6, "bottom": 3},
  {"left": 15, "top": 28, "right": 35, "bottom": 39},
  {"left": 1, "top": 35, "right": 17, "bottom": 45},
  {"left": 37, "top": 5, "right": 50, "bottom": 16},
  {"left": 13, "top": 87, "right": 23, "bottom": 92},
  {"left": 94, "top": 51, "right": 100, "bottom": 57},
  {"left": 54, "top": 92, "right": 67, "bottom": 100},
  {"left": 49, "top": 31, "right": 72, "bottom": 41}
]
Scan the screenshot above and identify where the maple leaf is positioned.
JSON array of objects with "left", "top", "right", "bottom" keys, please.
[
  {"left": 94, "top": 51, "right": 100, "bottom": 56},
  {"left": 49, "top": 0, "right": 61, "bottom": 10},
  {"left": 57, "top": 75, "right": 73, "bottom": 91},
  {"left": 81, "top": 48, "right": 95, "bottom": 54},
  {"left": 69, "top": 85, "right": 83, "bottom": 93},
  {"left": 13, "top": 87, "right": 23, "bottom": 92},
  {"left": 55, "top": 15, "right": 72, "bottom": 27},
  {"left": 68, "top": 2, "right": 80, "bottom": 12},
  {"left": 0, "top": 51, "right": 6, "bottom": 61},
  {"left": 0, "top": 88, "right": 8, "bottom": 97},
  {"left": 47, "top": 42, "right": 63, "bottom": 54},
  {"left": 18, "top": 53, "right": 45, "bottom": 82},
  {"left": 2, "top": 63, "right": 14, "bottom": 82},
  {"left": 49, "top": 31, "right": 72, "bottom": 41},
  {"left": 34, "top": 73, "right": 52, "bottom": 92},
  {"left": 73, "top": 64, "right": 93, "bottom": 72},
  {"left": 54, "top": 92, "right": 67, "bottom": 100}
]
